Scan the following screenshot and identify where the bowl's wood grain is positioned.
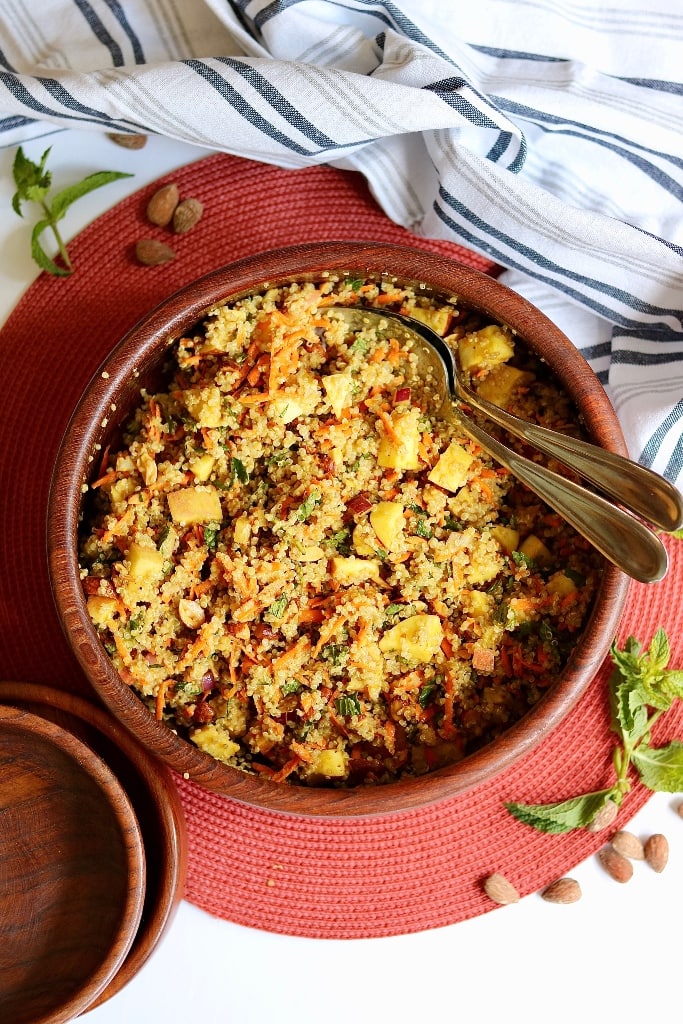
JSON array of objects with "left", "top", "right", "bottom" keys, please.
[
  {"left": 0, "top": 682, "right": 187, "bottom": 1010},
  {"left": 0, "top": 704, "right": 146, "bottom": 1024},
  {"left": 47, "top": 241, "right": 631, "bottom": 817}
]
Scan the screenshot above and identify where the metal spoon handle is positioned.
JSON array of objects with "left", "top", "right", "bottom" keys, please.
[
  {"left": 457, "top": 409, "right": 668, "bottom": 584},
  {"left": 459, "top": 382, "right": 683, "bottom": 533}
]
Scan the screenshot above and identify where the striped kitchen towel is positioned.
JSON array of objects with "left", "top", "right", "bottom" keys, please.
[{"left": 1, "top": 0, "right": 682, "bottom": 484}]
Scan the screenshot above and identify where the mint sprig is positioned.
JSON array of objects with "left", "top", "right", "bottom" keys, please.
[
  {"left": 506, "top": 628, "right": 683, "bottom": 833},
  {"left": 11, "top": 146, "right": 132, "bottom": 276}
]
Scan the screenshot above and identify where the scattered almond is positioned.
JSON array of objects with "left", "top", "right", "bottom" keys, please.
[
  {"left": 598, "top": 846, "right": 633, "bottom": 883},
  {"left": 644, "top": 833, "right": 669, "bottom": 873},
  {"left": 676, "top": 802, "right": 683, "bottom": 820},
  {"left": 135, "top": 239, "right": 176, "bottom": 266},
  {"left": 173, "top": 197, "right": 204, "bottom": 234},
  {"left": 586, "top": 799, "right": 619, "bottom": 832},
  {"left": 483, "top": 872, "right": 520, "bottom": 905},
  {"left": 146, "top": 183, "right": 180, "bottom": 226},
  {"left": 107, "top": 132, "right": 147, "bottom": 149},
  {"left": 540, "top": 877, "right": 582, "bottom": 904},
  {"left": 611, "top": 830, "right": 645, "bottom": 860}
]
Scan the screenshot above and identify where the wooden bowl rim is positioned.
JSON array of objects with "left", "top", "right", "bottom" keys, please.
[
  {"left": 47, "top": 241, "right": 630, "bottom": 818},
  {"left": 0, "top": 681, "right": 187, "bottom": 1010},
  {"left": 0, "top": 703, "right": 146, "bottom": 1023}
]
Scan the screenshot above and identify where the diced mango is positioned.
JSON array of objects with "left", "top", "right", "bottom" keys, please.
[
  {"left": 191, "top": 724, "right": 240, "bottom": 763},
  {"left": 330, "top": 555, "right": 381, "bottom": 585},
  {"left": 109, "top": 477, "right": 137, "bottom": 505},
  {"left": 463, "top": 590, "right": 492, "bottom": 619},
  {"left": 87, "top": 595, "right": 119, "bottom": 626},
  {"left": 167, "top": 486, "right": 223, "bottom": 526},
  {"left": 322, "top": 372, "right": 354, "bottom": 417},
  {"left": 547, "top": 571, "right": 578, "bottom": 597},
  {"left": 427, "top": 441, "right": 473, "bottom": 492},
  {"left": 379, "top": 614, "right": 444, "bottom": 663},
  {"left": 458, "top": 325, "right": 515, "bottom": 373},
  {"left": 519, "top": 534, "right": 553, "bottom": 568},
  {"left": 233, "top": 515, "right": 252, "bottom": 548},
  {"left": 182, "top": 386, "right": 223, "bottom": 428},
  {"left": 269, "top": 393, "right": 305, "bottom": 424},
  {"left": 370, "top": 501, "right": 404, "bottom": 551},
  {"left": 476, "top": 364, "right": 534, "bottom": 408},
  {"left": 408, "top": 305, "right": 452, "bottom": 336},
  {"left": 128, "top": 542, "right": 165, "bottom": 580},
  {"left": 310, "top": 748, "right": 348, "bottom": 778},
  {"left": 377, "top": 407, "right": 421, "bottom": 471},
  {"left": 189, "top": 453, "right": 215, "bottom": 482},
  {"left": 490, "top": 524, "right": 520, "bottom": 554}
]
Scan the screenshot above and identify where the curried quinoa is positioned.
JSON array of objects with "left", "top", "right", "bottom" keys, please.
[{"left": 79, "top": 274, "right": 603, "bottom": 786}]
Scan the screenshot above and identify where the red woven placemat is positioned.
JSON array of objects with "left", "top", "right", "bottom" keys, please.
[{"left": 1, "top": 152, "right": 681, "bottom": 939}]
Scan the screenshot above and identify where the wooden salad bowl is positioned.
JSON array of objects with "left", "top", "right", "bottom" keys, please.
[
  {"left": 0, "top": 704, "right": 146, "bottom": 1024},
  {"left": 0, "top": 681, "right": 187, "bottom": 1010},
  {"left": 47, "top": 241, "right": 631, "bottom": 817}
]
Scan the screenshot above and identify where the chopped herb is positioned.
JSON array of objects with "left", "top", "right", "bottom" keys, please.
[
  {"left": 350, "top": 336, "right": 370, "bottom": 356},
  {"left": 320, "top": 643, "right": 349, "bottom": 667},
  {"left": 443, "top": 516, "right": 462, "bottom": 531},
  {"left": 334, "top": 694, "right": 361, "bottom": 716},
  {"left": 267, "top": 594, "right": 289, "bottom": 619},
  {"left": 231, "top": 457, "right": 249, "bottom": 484},
  {"left": 418, "top": 682, "right": 437, "bottom": 708},
  {"left": 328, "top": 527, "right": 351, "bottom": 555},
  {"left": 384, "top": 604, "right": 403, "bottom": 617},
  {"left": 512, "top": 550, "right": 537, "bottom": 572},
  {"left": 122, "top": 612, "right": 144, "bottom": 639},
  {"left": 267, "top": 451, "right": 291, "bottom": 467},
  {"left": 281, "top": 679, "right": 302, "bottom": 697},
  {"left": 415, "top": 517, "right": 432, "bottom": 540},
  {"left": 296, "top": 488, "right": 321, "bottom": 522},
  {"left": 343, "top": 276, "right": 363, "bottom": 291},
  {"left": 204, "top": 525, "right": 219, "bottom": 550}
]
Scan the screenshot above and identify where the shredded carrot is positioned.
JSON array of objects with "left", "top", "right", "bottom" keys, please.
[
  {"left": 271, "top": 635, "right": 311, "bottom": 673},
  {"left": 297, "top": 608, "right": 325, "bottom": 625},
  {"left": 377, "top": 408, "right": 400, "bottom": 445},
  {"left": 155, "top": 678, "right": 173, "bottom": 721},
  {"left": 90, "top": 469, "right": 118, "bottom": 490},
  {"left": 375, "top": 291, "right": 405, "bottom": 305},
  {"left": 312, "top": 611, "right": 348, "bottom": 657},
  {"left": 270, "top": 757, "right": 303, "bottom": 782}
]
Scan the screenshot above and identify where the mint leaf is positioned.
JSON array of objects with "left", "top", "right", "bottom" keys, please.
[
  {"left": 50, "top": 170, "right": 132, "bottom": 221},
  {"left": 632, "top": 740, "right": 683, "bottom": 792},
  {"left": 12, "top": 146, "right": 52, "bottom": 214},
  {"left": 10, "top": 145, "right": 133, "bottom": 276},
  {"left": 30, "top": 219, "right": 70, "bottom": 276},
  {"left": 505, "top": 790, "right": 617, "bottom": 834}
]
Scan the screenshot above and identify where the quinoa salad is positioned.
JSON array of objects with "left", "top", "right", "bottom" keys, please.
[{"left": 79, "top": 274, "right": 603, "bottom": 786}]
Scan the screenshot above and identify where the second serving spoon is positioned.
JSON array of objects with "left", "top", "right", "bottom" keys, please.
[{"left": 327, "top": 305, "right": 671, "bottom": 585}]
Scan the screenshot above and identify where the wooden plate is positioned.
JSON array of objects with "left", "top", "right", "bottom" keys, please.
[
  {"left": 0, "top": 704, "right": 146, "bottom": 1024},
  {"left": 0, "top": 682, "right": 187, "bottom": 1011}
]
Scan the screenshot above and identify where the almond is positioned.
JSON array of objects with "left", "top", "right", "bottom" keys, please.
[
  {"left": 598, "top": 846, "right": 633, "bottom": 883},
  {"left": 135, "top": 239, "right": 176, "bottom": 266},
  {"left": 146, "top": 183, "right": 180, "bottom": 227},
  {"left": 483, "top": 872, "right": 520, "bottom": 905},
  {"left": 107, "top": 132, "right": 147, "bottom": 149},
  {"left": 541, "top": 877, "right": 582, "bottom": 904},
  {"left": 586, "top": 798, "right": 619, "bottom": 832},
  {"left": 676, "top": 802, "right": 683, "bottom": 820},
  {"left": 173, "top": 197, "right": 204, "bottom": 234},
  {"left": 611, "top": 830, "right": 645, "bottom": 860},
  {"left": 644, "top": 833, "right": 669, "bottom": 873}
]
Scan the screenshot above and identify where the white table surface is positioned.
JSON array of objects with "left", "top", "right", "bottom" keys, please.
[{"left": 1, "top": 129, "right": 680, "bottom": 1024}]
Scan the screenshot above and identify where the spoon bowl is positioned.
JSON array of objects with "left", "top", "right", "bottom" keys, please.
[{"left": 327, "top": 305, "right": 671, "bottom": 584}]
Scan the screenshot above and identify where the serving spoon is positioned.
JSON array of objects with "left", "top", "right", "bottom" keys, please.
[{"left": 327, "top": 305, "right": 673, "bottom": 585}]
